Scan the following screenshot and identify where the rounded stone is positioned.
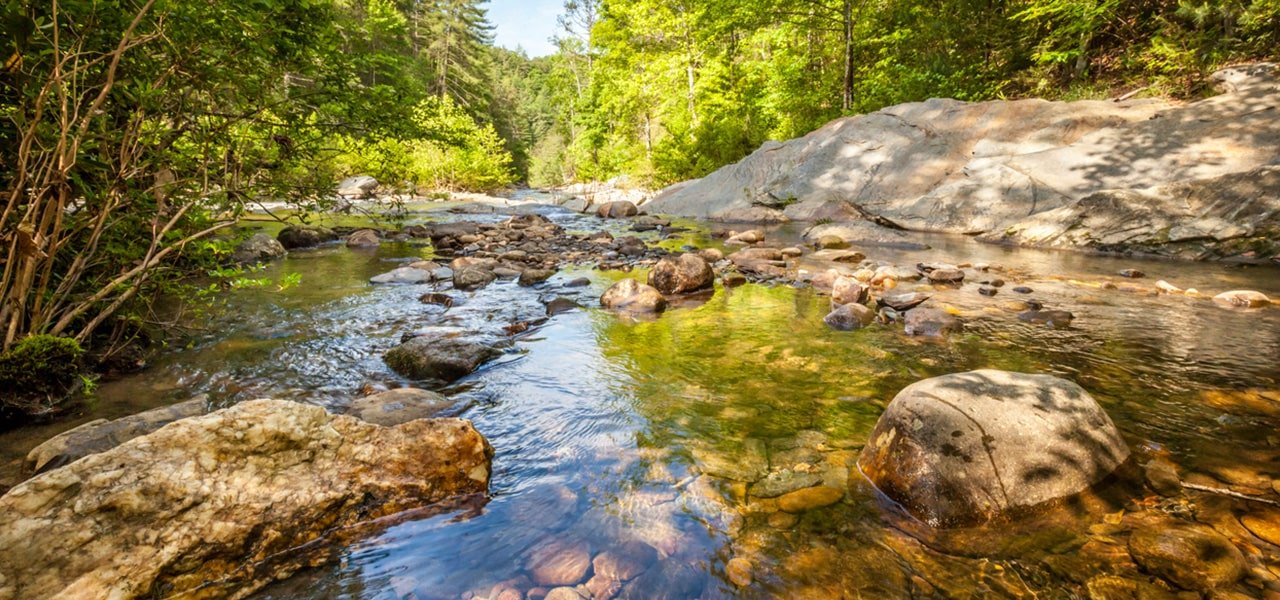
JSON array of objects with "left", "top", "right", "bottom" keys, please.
[
  {"left": 725, "top": 557, "right": 753, "bottom": 587},
  {"left": 526, "top": 539, "right": 592, "bottom": 587},
  {"left": 1213, "top": 290, "right": 1271, "bottom": 308},
  {"left": 1241, "top": 507, "right": 1280, "bottom": 546},
  {"left": 1127, "top": 521, "right": 1246, "bottom": 591},
  {"left": 592, "top": 540, "right": 659, "bottom": 581},
  {"left": 823, "top": 303, "right": 874, "bottom": 331},
  {"left": 601, "top": 279, "right": 667, "bottom": 313},
  {"left": 858, "top": 369, "right": 1130, "bottom": 526},
  {"left": 777, "top": 486, "right": 844, "bottom": 513},
  {"left": 647, "top": 254, "right": 714, "bottom": 295}
]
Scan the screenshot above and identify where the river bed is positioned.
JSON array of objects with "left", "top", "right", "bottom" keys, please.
[{"left": 3, "top": 196, "right": 1280, "bottom": 598}]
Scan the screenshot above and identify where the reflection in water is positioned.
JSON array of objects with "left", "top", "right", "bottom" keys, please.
[{"left": 4, "top": 201, "right": 1280, "bottom": 598}]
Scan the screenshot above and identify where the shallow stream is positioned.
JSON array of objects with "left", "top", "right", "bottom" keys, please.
[{"left": 4, "top": 196, "right": 1280, "bottom": 598}]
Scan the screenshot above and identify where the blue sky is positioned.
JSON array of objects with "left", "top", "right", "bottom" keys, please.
[{"left": 486, "top": 0, "right": 563, "bottom": 58}]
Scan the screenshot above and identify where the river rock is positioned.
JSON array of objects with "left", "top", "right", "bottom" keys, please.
[
  {"left": 526, "top": 539, "right": 592, "bottom": 586},
  {"left": 617, "top": 560, "right": 704, "bottom": 600},
  {"left": 725, "top": 557, "right": 753, "bottom": 587},
  {"left": 824, "top": 303, "right": 874, "bottom": 331},
  {"left": 519, "top": 268, "right": 557, "bottom": 286},
  {"left": 727, "top": 248, "right": 786, "bottom": 277},
  {"left": 596, "top": 201, "right": 639, "bottom": 219},
  {"left": 337, "top": 175, "right": 379, "bottom": 198},
  {"left": 384, "top": 334, "right": 500, "bottom": 382},
  {"left": 903, "top": 308, "right": 960, "bottom": 337},
  {"left": 346, "top": 228, "right": 381, "bottom": 248},
  {"left": 877, "top": 292, "right": 930, "bottom": 312},
  {"left": 831, "top": 276, "right": 868, "bottom": 305},
  {"left": 593, "top": 540, "right": 659, "bottom": 581},
  {"left": 544, "top": 297, "right": 581, "bottom": 316},
  {"left": 454, "top": 266, "right": 497, "bottom": 291},
  {"left": 231, "top": 233, "right": 287, "bottom": 264},
  {"left": 648, "top": 254, "right": 714, "bottom": 294},
  {"left": 1127, "top": 520, "right": 1246, "bottom": 591},
  {"left": 748, "top": 469, "right": 823, "bottom": 498},
  {"left": 25, "top": 397, "right": 208, "bottom": 474},
  {"left": 346, "top": 388, "right": 453, "bottom": 426},
  {"left": 726, "top": 229, "right": 765, "bottom": 244},
  {"left": 277, "top": 225, "right": 337, "bottom": 249},
  {"left": 601, "top": 279, "right": 666, "bottom": 313},
  {"left": 858, "top": 369, "right": 1130, "bottom": 526},
  {"left": 1212, "top": 290, "right": 1271, "bottom": 308},
  {"left": 1018, "top": 309, "right": 1075, "bottom": 327},
  {"left": 420, "top": 292, "right": 455, "bottom": 308},
  {"left": 777, "top": 486, "right": 844, "bottom": 512},
  {"left": 691, "top": 439, "right": 768, "bottom": 482},
  {"left": 370, "top": 266, "right": 434, "bottom": 284},
  {"left": 817, "top": 234, "right": 847, "bottom": 249},
  {"left": 0, "top": 399, "right": 492, "bottom": 600},
  {"left": 924, "top": 266, "right": 965, "bottom": 283}
]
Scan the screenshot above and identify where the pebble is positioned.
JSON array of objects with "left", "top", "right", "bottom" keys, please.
[
  {"left": 1012, "top": 286, "right": 1033, "bottom": 294},
  {"left": 777, "top": 486, "right": 844, "bottom": 512},
  {"left": 725, "top": 557, "right": 753, "bottom": 587},
  {"left": 526, "top": 539, "right": 592, "bottom": 587}
]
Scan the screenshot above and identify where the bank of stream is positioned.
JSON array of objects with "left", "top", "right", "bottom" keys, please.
[{"left": 3, "top": 193, "right": 1280, "bottom": 598}]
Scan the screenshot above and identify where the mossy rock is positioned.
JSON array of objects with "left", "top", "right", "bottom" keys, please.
[{"left": 0, "top": 335, "right": 86, "bottom": 422}]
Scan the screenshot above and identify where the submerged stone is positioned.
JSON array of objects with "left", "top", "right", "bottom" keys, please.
[
  {"left": 1127, "top": 520, "right": 1246, "bottom": 591},
  {"left": 858, "top": 369, "right": 1130, "bottom": 527}
]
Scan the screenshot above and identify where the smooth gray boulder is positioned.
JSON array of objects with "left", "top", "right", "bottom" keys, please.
[
  {"left": 231, "top": 233, "right": 286, "bottom": 264},
  {"left": 384, "top": 332, "right": 500, "bottom": 383},
  {"left": 370, "top": 266, "right": 435, "bottom": 284},
  {"left": 601, "top": 279, "right": 666, "bottom": 313},
  {"left": 277, "top": 225, "right": 337, "bottom": 249},
  {"left": 337, "top": 175, "right": 379, "bottom": 198},
  {"left": 25, "top": 397, "right": 208, "bottom": 474},
  {"left": 858, "top": 369, "right": 1130, "bottom": 526},
  {"left": 644, "top": 64, "right": 1280, "bottom": 261}
]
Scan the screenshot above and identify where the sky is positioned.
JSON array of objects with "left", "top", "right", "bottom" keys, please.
[{"left": 486, "top": 0, "right": 563, "bottom": 58}]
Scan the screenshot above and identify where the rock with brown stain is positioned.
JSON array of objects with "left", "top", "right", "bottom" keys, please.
[
  {"left": 0, "top": 399, "right": 492, "bottom": 600},
  {"left": 858, "top": 370, "right": 1129, "bottom": 527}
]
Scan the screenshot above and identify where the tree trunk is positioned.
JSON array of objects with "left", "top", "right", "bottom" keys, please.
[{"left": 842, "top": 0, "right": 854, "bottom": 112}]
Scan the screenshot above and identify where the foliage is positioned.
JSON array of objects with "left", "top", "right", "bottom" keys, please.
[{"left": 0, "top": 335, "right": 86, "bottom": 420}]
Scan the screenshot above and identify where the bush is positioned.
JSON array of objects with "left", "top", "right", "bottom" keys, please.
[{"left": 0, "top": 335, "right": 87, "bottom": 422}]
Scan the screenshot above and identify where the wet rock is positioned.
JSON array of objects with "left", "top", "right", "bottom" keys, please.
[
  {"left": 0, "top": 400, "right": 492, "bottom": 600},
  {"left": 1144, "top": 460, "right": 1183, "bottom": 497},
  {"left": 232, "top": 233, "right": 287, "bottom": 264},
  {"left": 545, "top": 297, "right": 581, "bottom": 316},
  {"left": 721, "top": 272, "right": 747, "bottom": 287},
  {"left": 519, "top": 268, "right": 557, "bottom": 287},
  {"left": 25, "top": 397, "right": 208, "bottom": 474},
  {"left": 1119, "top": 269, "right": 1145, "bottom": 278},
  {"left": 455, "top": 266, "right": 498, "bottom": 291},
  {"left": 824, "top": 303, "right": 874, "bottom": 331},
  {"left": 831, "top": 277, "right": 868, "bottom": 305},
  {"left": 1241, "top": 507, "right": 1280, "bottom": 546},
  {"left": 725, "top": 557, "right": 753, "bottom": 587},
  {"left": 877, "top": 292, "right": 930, "bottom": 312},
  {"left": 726, "top": 229, "right": 765, "bottom": 245},
  {"left": 777, "top": 486, "right": 844, "bottom": 513},
  {"left": 617, "top": 560, "right": 704, "bottom": 600},
  {"left": 346, "top": 228, "right": 381, "bottom": 248},
  {"left": 526, "top": 539, "right": 592, "bottom": 587},
  {"left": 346, "top": 388, "right": 452, "bottom": 426},
  {"left": 544, "top": 587, "right": 588, "bottom": 600},
  {"left": 596, "top": 201, "right": 639, "bottom": 219},
  {"left": 648, "top": 254, "right": 714, "bottom": 295},
  {"left": 727, "top": 248, "right": 786, "bottom": 277},
  {"left": 384, "top": 334, "right": 500, "bottom": 382},
  {"left": 1018, "top": 309, "right": 1075, "bottom": 327},
  {"left": 780, "top": 246, "right": 804, "bottom": 258},
  {"left": 277, "top": 225, "right": 337, "bottom": 249},
  {"left": 1127, "top": 520, "right": 1246, "bottom": 591},
  {"left": 419, "top": 292, "right": 455, "bottom": 308},
  {"left": 978, "top": 286, "right": 999, "bottom": 297},
  {"left": 1212, "top": 290, "right": 1271, "bottom": 308},
  {"left": 748, "top": 469, "right": 823, "bottom": 498},
  {"left": 1012, "top": 286, "right": 1033, "bottom": 294},
  {"left": 817, "top": 234, "right": 847, "bottom": 249},
  {"left": 601, "top": 279, "right": 667, "bottom": 313},
  {"left": 593, "top": 540, "right": 659, "bottom": 581},
  {"left": 768, "top": 511, "right": 799, "bottom": 529},
  {"left": 584, "top": 575, "right": 621, "bottom": 600},
  {"left": 813, "top": 249, "right": 866, "bottom": 263},
  {"left": 858, "top": 369, "right": 1130, "bottom": 526},
  {"left": 924, "top": 266, "right": 965, "bottom": 283},
  {"left": 564, "top": 277, "right": 592, "bottom": 288},
  {"left": 903, "top": 308, "right": 960, "bottom": 337},
  {"left": 337, "top": 175, "right": 379, "bottom": 197},
  {"left": 696, "top": 248, "right": 724, "bottom": 263},
  {"left": 370, "top": 266, "right": 435, "bottom": 284},
  {"left": 1155, "top": 280, "right": 1182, "bottom": 293},
  {"left": 691, "top": 439, "right": 768, "bottom": 482}
]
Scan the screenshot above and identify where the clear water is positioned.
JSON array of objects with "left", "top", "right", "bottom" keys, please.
[{"left": 4, "top": 197, "right": 1280, "bottom": 598}]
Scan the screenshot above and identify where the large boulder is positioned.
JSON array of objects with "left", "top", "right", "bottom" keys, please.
[
  {"left": 647, "top": 254, "right": 714, "bottom": 295},
  {"left": 645, "top": 65, "right": 1280, "bottom": 261},
  {"left": 596, "top": 201, "right": 639, "bottom": 219},
  {"left": 231, "top": 233, "right": 286, "bottom": 264},
  {"left": 337, "top": 175, "right": 379, "bottom": 198},
  {"left": 25, "top": 397, "right": 208, "bottom": 474},
  {"left": 0, "top": 399, "right": 492, "bottom": 600},
  {"left": 601, "top": 279, "right": 667, "bottom": 313},
  {"left": 858, "top": 370, "right": 1130, "bottom": 526},
  {"left": 276, "top": 225, "right": 337, "bottom": 249},
  {"left": 384, "top": 333, "right": 500, "bottom": 383}
]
